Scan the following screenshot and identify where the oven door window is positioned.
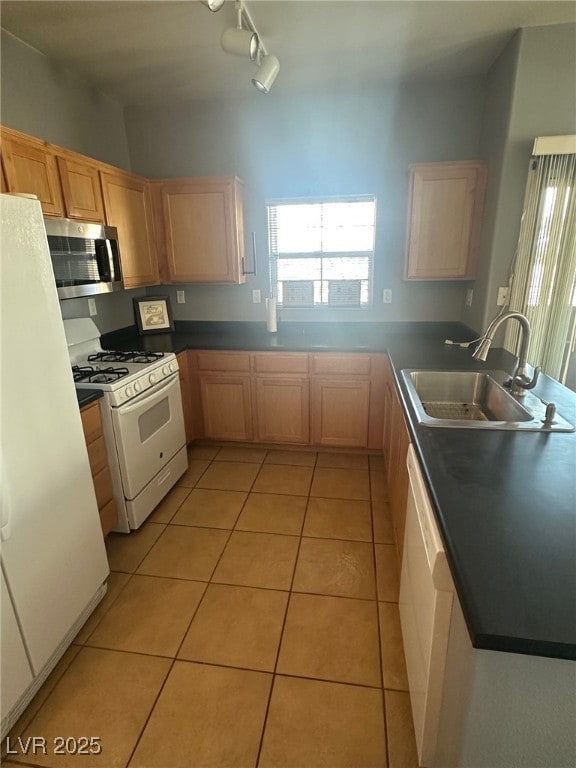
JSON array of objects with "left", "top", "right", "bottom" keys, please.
[{"left": 111, "top": 375, "right": 185, "bottom": 499}]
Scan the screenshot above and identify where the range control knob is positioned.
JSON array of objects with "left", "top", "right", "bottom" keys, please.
[
  {"left": 149, "top": 372, "right": 157, "bottom": 385},
  {"left": 125, "top": 385, "right": 134, "bottom": 399},
  {"left": 162, "top": 364, "right": 170, "bottom": 376},
  {"left": 134, "top": 380, "right": 142, "bottom": 393},
  {"left": 170, "top": 361, "right": 177, "bottom": 373}
]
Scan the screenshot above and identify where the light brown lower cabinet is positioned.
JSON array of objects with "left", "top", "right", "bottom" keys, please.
[
  {"left": 382, "top": 358, "right": 411, "bottom": 561},
  {"left": 255, "top": 376, "right": 310, "bottom": 444},
  {"left": 80, "top": 400, "right": 118, "bottom": 537},
  {"left": 311, "top": 378, "right": 370, "bottom": 448},
  {"left": 185, "top": 350, "right": 386, "bottom": 449}
]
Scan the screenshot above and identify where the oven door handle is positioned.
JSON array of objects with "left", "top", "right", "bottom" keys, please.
[{"left": 116, "top": 373, "right": 179, "bottom": 413}]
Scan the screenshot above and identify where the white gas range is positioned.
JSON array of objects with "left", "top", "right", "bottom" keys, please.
[{"left": 65, "top": 318, "right": 188, "bottom": 533}]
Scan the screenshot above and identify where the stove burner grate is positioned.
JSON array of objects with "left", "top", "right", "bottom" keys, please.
[
  {"left": 88, "top": 350, "right": 164, "bottom": 364},
  {"left": 72, "top": 365, "right": 130, "bottom": 383}
]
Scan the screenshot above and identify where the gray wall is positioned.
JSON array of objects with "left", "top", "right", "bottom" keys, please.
[
  {"left": 464, "top": 23, "right": 576, "bottom": 335},
  {"left": 126, "top": 79, "right": 485, "bottom": 323}
]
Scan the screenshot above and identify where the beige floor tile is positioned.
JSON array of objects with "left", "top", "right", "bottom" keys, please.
[
  {"left": 15, "top": 647, "right": 170, "bottom": 768},
  {"left": 293, "top": 537, "right": 376, "bottom": 599},
  {"left": 373, "top": 499, "right": 395, "bottom": 544},
  {"left": 137, "top": 526, "right": 229, "bottom": 581},
  {"left": 196, "top": 461, "right": 260, "bottom": 492},
  {"left": 259, "top": 676, "right": 387, "bottom": 768},
  {"left": 277, "top": 593, "right": 381, "bottom": 686},
  {"left": 75, "top": 571, "right": 131, "bottom": 644},
  {"left": 6, "top": 646, "right": 81, "bottom": 741},
  {"left": 176, "top": 459, "right": 210, "bottom": 488},
  {"left": 147, "top": 486, "right": 191, "bottom": 524},
  {"left": 86, "top": 575, "right": 205, "bottom": 657},
  {"left": 369, "top": 453, "right": 385, "bottom": 472},
  {"left": 187, "top": 445, "right": 220, "bottom": 461},
  {"left": 171, "top": 488, "right": 247, "bottom": 529},
  {"left": 179, "top": 583, "right": 288, "bottom": 671},
  {"left": 264, "top": 449, "right": 317, "bottom": 467},
  {"left": 252, "top": 464, "right": 313, "bottom": 496},
  {"left": 379, "top": 602, "right": 409, "bottom": 691},
  {"left": 375, "top": 543, "right": 400, "bottom": 602},
  {"left": 214, "top": 446, "right": 267, "bottom": 463},
  {"left": 212, "top": 531, "right": 299, "bottom": 590},
  {"left": 385, "top": 689, "right": 419, "bottom": 768},
  {"left": 310, "top": 467, "right": 370, "bottom": 500},
  {"left": 316, "top": 452, "right": 369, "bottom": 470},
  {"left": 371, "top": 469, "right": 389, "bottom": 502},
  {"left": 235, "top": 493, "right": 307, "bottom": 536},
  {"left": 105, "top": 523, "right": 166, "bottom": 573},
  {"left": 129, "top": 661, "right": 271, "bottom": 768},
  {"left": 303, "top": 497, "right": 372, "bottom": 541}
]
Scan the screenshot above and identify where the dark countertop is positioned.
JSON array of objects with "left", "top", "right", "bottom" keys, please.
[
  {"left": 76, "top": 388, "right": 104, "bottom": 408},
  {"left": 102, "top": 320, "right": 576, "bottom": 660}
]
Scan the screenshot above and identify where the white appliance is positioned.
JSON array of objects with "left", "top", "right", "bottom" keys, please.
[
  {"left": 64, "top": 318, "right": 188, "bottom": 533},
  {"left": 0, "top": 194, "right": 110, "bottom": 739},
  {"left": 399, "top": 444, "right": 455, "bottom": 768}
]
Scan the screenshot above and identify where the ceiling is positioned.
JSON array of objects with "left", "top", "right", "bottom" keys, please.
[{"left": 1, "top": 1, "right": 575, "bottom": 105}]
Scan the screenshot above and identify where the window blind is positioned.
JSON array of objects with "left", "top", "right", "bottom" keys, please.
[
  {"left": 505, "top": 151, "right": 576, "bottom": 382},
  {"left": 267, "top": 197, "right": 376, "bottom": 308}
]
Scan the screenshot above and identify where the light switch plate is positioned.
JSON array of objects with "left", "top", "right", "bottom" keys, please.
[
  {"left": 497, "top": 287, "right": 508, "bottom": 306},
  {"left": 88, "top": 298, "right": 97, "bottom": 316},
  {"left": 176, "top": 290, "right": 185, "bottom": 304},
  {"left": 382, "top": 289, "right": 392, "bottom": 304},
  {"left": 466, "top": 288, "right": 474, "bottom": 307},
  {"left": 252, "top": 289, "right": 261, "bottom": 304}
]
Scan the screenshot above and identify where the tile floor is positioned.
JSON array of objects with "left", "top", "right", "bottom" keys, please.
[{"left": 4, "top": 445, "right": 418, "bottom": 768}]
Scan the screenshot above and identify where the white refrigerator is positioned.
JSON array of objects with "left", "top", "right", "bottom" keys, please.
[{"left": 0, "top": 194, "right": 110, "bottom": 738}]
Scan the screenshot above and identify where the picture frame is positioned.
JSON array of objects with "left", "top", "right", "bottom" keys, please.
[{"left": 133, "top": 295, "right": 174, "bottom": 334}]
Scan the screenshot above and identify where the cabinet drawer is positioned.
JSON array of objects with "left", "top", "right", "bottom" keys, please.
[
  {"left": 311, "top": 354, "right": 371, "bottom": 376},
  {"left": 86, "top": 435, "right": 108, "bottom": 477},
  {"left": 99, "top": 499, "right": 118, "bottom": 537},
  {"left": 252, "top": 353, "right": 308, "bottom": 374},
  {"left": 197, "top": 351, "right": 250, "bottom": 372},
  {"left": 81, "top": 401, "right": 103, "bottom": 444},
  {"left": 93, "top": 465, "right": 114, "bottom": 509}
]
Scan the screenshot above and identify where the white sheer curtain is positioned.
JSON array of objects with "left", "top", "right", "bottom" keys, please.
[{"left": 505, "top": 149, "right": 576, "bottom": 382}]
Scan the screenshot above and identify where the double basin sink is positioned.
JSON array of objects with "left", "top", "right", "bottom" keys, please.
[{"left": 401, "top": 369, "right": 574, "bottom": 432}]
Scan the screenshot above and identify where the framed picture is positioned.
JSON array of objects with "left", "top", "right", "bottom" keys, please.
[{"left": 133, "top": 296, "right": 174, "bottom": 334}]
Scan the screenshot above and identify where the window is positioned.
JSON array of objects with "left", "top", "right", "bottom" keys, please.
[
  {"left": 504, "top": 148, "right": 576, "bottom": 390},
  {"left": 267, "top": 197, "right": 376, "bottom": 308}
]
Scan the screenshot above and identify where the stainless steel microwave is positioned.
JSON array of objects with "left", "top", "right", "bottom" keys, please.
[{"left": 44, "top": 217, "right": 124, "bottom": 299}]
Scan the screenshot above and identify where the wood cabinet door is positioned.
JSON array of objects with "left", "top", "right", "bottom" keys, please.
[
  {"left": 161, "top": 177, "right": 245, "bottom": 284},
  {"left": 405, "top": 161, "right": 486, "bottom": 280},
  {"left": 57, "top": 155, "right": 105, "bottom": 222},
  {"left": 255, "top": 376, "right": 310, "bottom": 444},
  {"left": 311, "top": 378, "right": 370, "bottom": 448},
  {"left": 101, "top": 171, "right": 159, "bottom": 288},
  {"left": 199, "top": 373, "right": 253, "bottom": 441},
  {"left": 177, "top": 352, "right": 193, "bottom": 445},
  {"left": 1, "top": 133, "right": 64, "bottom": 216}
]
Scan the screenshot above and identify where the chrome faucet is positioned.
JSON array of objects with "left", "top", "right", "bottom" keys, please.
[{"left": 472, "top": 311, "right": 540, "bottom": 396}]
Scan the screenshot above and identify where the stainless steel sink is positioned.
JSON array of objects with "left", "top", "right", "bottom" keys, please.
[{"left": 401, "top": 369, "right": 575, "bottom": 431}]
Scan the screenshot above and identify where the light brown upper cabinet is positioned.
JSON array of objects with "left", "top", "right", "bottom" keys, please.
[
  {"left": 404, "top": 161, "right": 486, "bottom": 280},
  {"left": 159, "top": 177, "right": 246, "bottom": 284},
  {"left": 1, "top": 129, "right": 64, "bottom": 216},
  {"left": 101, "top": 170, "right": 159, "bottom": 289},
  {"left": 57, "top": 154, "right": 105, "bottom": 222}
]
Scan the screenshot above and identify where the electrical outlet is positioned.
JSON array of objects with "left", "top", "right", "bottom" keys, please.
[
  {"left": 466, "top": 288, "right": 474, "bottom": 307},
  {"left": 497, "top": 287, "right": 508, "bottom": 306},
  {"left": 88, "top": 298, "right": 97, "bottom": 316},
  {"left": 176, "top": 290, "right": 185, "bottom": 304},
  {"left": 382, "top": 289, "right": 392, "bottom": 304},
  {"left": 252, "top": 289, "right": 261, "bottom": 304}
]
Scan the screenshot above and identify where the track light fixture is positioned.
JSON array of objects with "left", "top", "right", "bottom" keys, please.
[
  {"left": 221, "top": 2, "right": 259, "bottom": 61},
  {"left": 252, "top": 53, "right": 280, "bottom": 94},
  {"left": 202, "top": 0, "right": 226, "bottom": 11},
  {"left": 217, "top": 1, "right": 279, "bottom": 93}
]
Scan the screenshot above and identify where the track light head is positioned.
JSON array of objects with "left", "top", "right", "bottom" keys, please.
[
  {"left": 252, "top": 54, "right": 280, "bottom": 93},
  {"left": 202, "top": 0, "right": 226, "bottom": 11},
  {"left": 221, "top": 27, "right": 259, "bottom": 61}
]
